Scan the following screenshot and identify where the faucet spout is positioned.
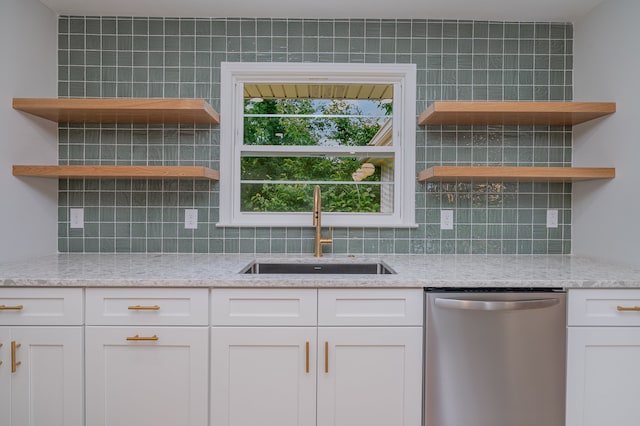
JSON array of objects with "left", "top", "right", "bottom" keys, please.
[{"left": 313, "top": 185, "right": 332, "bottom": 257}]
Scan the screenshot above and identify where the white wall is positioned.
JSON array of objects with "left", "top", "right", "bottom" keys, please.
[
  {"left": 0, "top": 0, "right": 58, "bottom": 261},
  {"left": 573, "top": 0, "right": 640, "bottom": 267}
]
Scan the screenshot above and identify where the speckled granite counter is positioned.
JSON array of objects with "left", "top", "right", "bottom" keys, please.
[{"left": 1, "top": 254, "right": 639, "bottom": 288}]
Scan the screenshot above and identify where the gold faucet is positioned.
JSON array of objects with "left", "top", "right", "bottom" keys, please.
[{"left": 313, "top": 185, "right": 333, "bottom": 257}]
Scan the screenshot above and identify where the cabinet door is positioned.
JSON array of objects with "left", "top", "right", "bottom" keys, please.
[
  {"left": 86, "top": 326, "right": 208, "bottom": 426},
  {"left": 0, "top": 327, "right": 10, "bottom": 422},
  {"left": 567, "top": 327, "right": 640, "bottom": 426},
  {"left": 211, "top": 327, "right": 317, "bottom": 426},
  {"left": 317, "top": 327, "right": 423, "bottom": 426},
  {"left": 10, "top": 327, "right": 83, "bottom": 426}
]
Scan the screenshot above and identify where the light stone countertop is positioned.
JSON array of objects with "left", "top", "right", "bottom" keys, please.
[{"left": 1, "top": 253, "right": 640, "bottom": 288}]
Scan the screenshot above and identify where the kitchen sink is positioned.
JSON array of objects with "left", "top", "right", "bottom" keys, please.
[{"left": 242, "top": 261, "right": 395, "bottom": 275}]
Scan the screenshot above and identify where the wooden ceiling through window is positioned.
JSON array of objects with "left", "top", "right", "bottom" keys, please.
[{"left": 243, "top": 83, "right": 393, "bottom": 100}]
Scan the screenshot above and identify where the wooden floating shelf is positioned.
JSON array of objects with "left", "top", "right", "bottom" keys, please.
[
  {"left": 418, "top": 102, "right": 616, "bottom": 126},
  {"left": 418, "top": 166, "right": 616, "bottom": 183},
  {"left": 12, "top": 98, "right": 220, "bottom": 125},
  {"left": 12, "top": 165, "right": 220, "bottom": 180}
]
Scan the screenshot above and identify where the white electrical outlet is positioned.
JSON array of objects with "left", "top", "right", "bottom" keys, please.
[
  {"left": 440, "top": 209, "right": 454, "bottom": 230},
  {"left": 70, "top": 208, "right": 84, "bottom": 229},
  {"left": 546, "top": 209, "right": 559, "bottom": 228},
  {"left": 184, "top": 209, "right": 198, "bottom": 229}
]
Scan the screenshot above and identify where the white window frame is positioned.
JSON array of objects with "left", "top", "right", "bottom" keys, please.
[{"left": 218, "top": 62, "right": 416, "bottom": 228}]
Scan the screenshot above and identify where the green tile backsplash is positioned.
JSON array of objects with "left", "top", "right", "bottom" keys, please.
[{"left": 57, "top": 17, "right": 573, "bottom": 254}]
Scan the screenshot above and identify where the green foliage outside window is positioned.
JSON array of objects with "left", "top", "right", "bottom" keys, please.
[{"left": 241, "top": 98, "right": 391, "bottom": 213}]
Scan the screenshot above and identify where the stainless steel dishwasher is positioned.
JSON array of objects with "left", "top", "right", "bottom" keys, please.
[{"left": 425, "top": 289, "right": 566, "bottom": 426}]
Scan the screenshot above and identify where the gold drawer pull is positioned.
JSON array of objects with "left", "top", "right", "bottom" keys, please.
[
  {"left": 11, "top": 341, "right": 21, "bottom": 373},
  {"left": 128, "top": 305, "right": 160, "bottom": 311},
  {"left": 617, "top": 305, "right": 640, "bottom": 312},
  {"left": 305, "top": 341, "right": 310, "bottom": 373},
  {"left": 324, "top": 341, "right": 329, "bottom": 374},
  {"left": 126, "top": 334, "right": 159, "bottom": 342},
  {"left": 0, "top": 304, "right": 24, "bottom": 310}
]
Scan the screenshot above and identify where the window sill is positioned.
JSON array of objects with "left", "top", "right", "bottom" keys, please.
[{"left": 216, "top": 219, "right": 419, "bottom": 229}]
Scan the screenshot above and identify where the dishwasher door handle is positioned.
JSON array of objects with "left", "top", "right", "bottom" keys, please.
[{"left": 434, "top": 297, "right": 560, "bottom": 311}]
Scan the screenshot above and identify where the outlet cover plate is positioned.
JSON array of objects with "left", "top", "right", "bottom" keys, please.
[
  {"left": 70, "top": 208, "right": 84, "bottom": 229},
  {"left": 441, "top": 209, "right": 454, "bottom": 230},
  {"left": 185, "top": 209, "right": 198, "bottom": 229},
  {"left": 546, "top": 209, "right": 559, "bottom": 228}
]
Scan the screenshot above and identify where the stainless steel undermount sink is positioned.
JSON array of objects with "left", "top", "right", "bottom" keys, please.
[{"left": 242, "top": 261, "right": 395, "bottom": 275}]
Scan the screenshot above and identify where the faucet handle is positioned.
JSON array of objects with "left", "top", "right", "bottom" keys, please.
[{"left": 322, "top": 227, "right": 333, "bottom": 244}]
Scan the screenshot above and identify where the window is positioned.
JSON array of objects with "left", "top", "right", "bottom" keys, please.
[{"left": 219, "top": 62, "right": 416, "bottom": 228}]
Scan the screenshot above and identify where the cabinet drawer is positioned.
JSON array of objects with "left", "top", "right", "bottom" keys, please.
[
  {"left": 318, "top": 289, "right": 423, "bottom": 326},
  {"left": 568, "top": 289, "right": 640, "bottom": 326},
  {"left": 211, "top": 289, "right": 317, "bottom": 326},
  {"left": 0, "top": 288, "right": 83, "bottom": 325},
  {"left": 86, "top": 288, "right": 208, "bottom": 325}
]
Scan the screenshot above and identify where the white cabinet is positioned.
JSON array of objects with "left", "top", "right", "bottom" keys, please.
[
  {"left": 567, "top": 289, "right": 640, "bottom": 426},
  {"left": 211, "top": 288, "right": 318, "bottom": 326},
  {"left": 4, "top": 327, "right": 83, "bottom": 426},
  {"left": 318, "top": 289, "right": 423, "bottom": 426},
  {"left": 211, "top": 289, "right": 317, "bottom": 426},
  {"left": 85, "top": 288, "right": 209, "bottom": 426},
  {"left": 317, "top": 326, "right": 423, "bottom": 426},
  {"left": 210, "top": 288, "right": 423, "bottom": 426},
  {"left": 211, "top": 327, "right": 317, "bottom": 426},
  {"left": 0, "top": 288, "right": 83, "bottom": 426},
  {"left": 317, "top": 288, "right": 423, "bottom": 326},
  {"left": 85, "top": 326, "right": 209, "bottom": 426},
  {"left": 2, "top": 286, "right": 424, "bottom": 426},
  {"left": 0, "top": 327, "right": 8, "bottom": 421},
  {"left": 85, "top": 287, "right": 209, "bottom": 326}
]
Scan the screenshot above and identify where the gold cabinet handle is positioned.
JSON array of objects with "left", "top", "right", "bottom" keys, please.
[
  {"left": 128, "top": 305, "right": 160, "bottom": 311},
  {"left": 0, "top": 304, "right": 24, "bottom": 310},
  {"left": 126, "top": 335, "right": 159, "bottom": 341},
  {"left": 617, "top": 305, "right": 640, "bottom": 312},
  {"left": 11, "top": 341, "right": 21, "bottom": 373},
  {"left": 305, "top": 341, "right": 310, "bottom": 373},
  {"left": 324, "top": 341, "right": 329, "bottom": 374}
]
